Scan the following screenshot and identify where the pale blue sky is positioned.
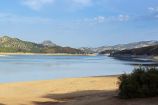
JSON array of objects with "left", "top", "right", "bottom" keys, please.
[{"left": 0, "top": 0, "right": 158, "bottom": 47}]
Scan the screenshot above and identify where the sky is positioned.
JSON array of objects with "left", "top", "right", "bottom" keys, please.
[{"left": 0, "top": 0, "right": 158, "bottom": 47}]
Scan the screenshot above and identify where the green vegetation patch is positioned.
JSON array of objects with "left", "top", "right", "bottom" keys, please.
[
  {"left": 0, "top": 36, "right": 84, "bottom": 54},
  {"left": 118, "top": 66, "right": 158, "bottom": 99}
]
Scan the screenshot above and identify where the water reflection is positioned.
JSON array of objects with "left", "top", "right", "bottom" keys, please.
[{"left": 0, "top": 55, "right": 157, "bottom": 83}]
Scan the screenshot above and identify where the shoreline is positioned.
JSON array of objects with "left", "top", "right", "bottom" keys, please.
[
  {"left": 0, "top": 75, "right": 119, "bottom": 84},
  {"left": 0, "top": 75, "right": 120, "bottom": 84},
  {"left": 0, "top": 52, "right": 97, "bottom": 56}
]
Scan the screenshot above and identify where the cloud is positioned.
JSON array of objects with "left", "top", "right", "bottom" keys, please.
[
  {"left": 118, "top": 15, "right": 129, "bottom": 21},
  {"left": 83, "top": 14, "right": 129, "bottom": 24},
  {"left": 94, "top": 16, "right": 105, "bottom": 23},
  {"left": 22, "top": 0, "right": 54, "bottom": 10},
  {"left": 148, "top": 7, "right": 158, "bottom": 12},
  {"left": 71, "top": 0, "right": 92, "bottom": 6},
  {"left": 145, "top": 6, "right": 158, "bottom": 20},
  {"left": 21, "top": 0, "right": 93, "bottom": 10}
]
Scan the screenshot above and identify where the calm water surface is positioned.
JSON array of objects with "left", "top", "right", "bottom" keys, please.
[{"left": 0, "top": 55, "right": 156, "bottom": 83}]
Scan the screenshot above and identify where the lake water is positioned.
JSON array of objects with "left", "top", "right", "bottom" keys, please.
[{"left": 0, "top": 55, "right": 157, "bottom": 83}]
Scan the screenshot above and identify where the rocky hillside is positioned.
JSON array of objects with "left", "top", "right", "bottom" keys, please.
[
  {"left": 80, "top": 41, "right": 158, "bottom": 54},
  {"left": 111, "top": 45, "right": 158, "bottom": 56},
  {"left": 79, "top": 47, "right": 96, "bottom": 54},
  {"left": 41, "top": 40, "right": 57, "bottom": 47},
  {"left": 98, "top": 41, "right": 158, "bottom": 53},
  {"left": 0, "top": 36, "right": 83, "bottom": 54}
]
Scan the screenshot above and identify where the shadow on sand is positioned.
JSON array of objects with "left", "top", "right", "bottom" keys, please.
[
  {"left": 33, "top": 90, "right": 117, "bottom": 105},
  {"left": 33, "top": 90, "right": 158, "bottom": 105}
]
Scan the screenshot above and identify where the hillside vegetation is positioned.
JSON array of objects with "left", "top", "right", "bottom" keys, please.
[
  {"left": 0, "top": 36, "right": 83, "bottom": 54},
  {"left": 119, "top": 67, "right": 158, "bottom": 99}
]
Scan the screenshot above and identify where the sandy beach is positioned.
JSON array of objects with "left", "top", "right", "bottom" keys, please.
[{"left": 0, "top": 76, "right": 157, "bottom": 105}]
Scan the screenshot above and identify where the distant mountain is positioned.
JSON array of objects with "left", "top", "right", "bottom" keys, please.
[
  {"left": 1, "top": 36, "right": 157, "bottom": 55},
  {"left": 111, "top": 45, "right": 158, "bottom": 56},
  {"left": 79, "top": 47, "right": 96, "bottom": 54},
  {"left": 79, "top": 41, "right": 158, "bottom": 54},
  {"left": 98, "top": 41, "right": 158, "bottom": 53},
  {"left": 0, "top": 36, "right": 83, "bottom": 54},
  {"left": 41, "top": 40, "right": 57, "bottom": 47}
]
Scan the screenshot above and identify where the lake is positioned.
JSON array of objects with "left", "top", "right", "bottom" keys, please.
[{"left": 0, "top": 55, "right": 157, "bottom": 83}]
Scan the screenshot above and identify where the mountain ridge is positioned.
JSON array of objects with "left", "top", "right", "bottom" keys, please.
[
  {"left": 1, "top": 36, "right": 158, "bottom": 55},
  {"left": 79, "top": 40, "right": 158, "bottom": 54}
]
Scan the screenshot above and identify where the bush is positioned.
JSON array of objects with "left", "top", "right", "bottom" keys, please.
[{"left": 118, "top": 66, "right": 158, "bottom": 99}]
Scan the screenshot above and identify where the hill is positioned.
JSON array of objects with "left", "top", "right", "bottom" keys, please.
[
  {"left": 98, "top": 41, "right": 158, "bottom": 54},
  {"left": 80, "top": 41, "right": 158, "bottom": 54},
  {"left": 111, "top": 45, "right": 158, "bottom": 57},
  {"left": 41, "top": 40, "right": 57, "bottom": 47},
  {"left": 0, "top": 36, "right": 83, "bottom": 54}
]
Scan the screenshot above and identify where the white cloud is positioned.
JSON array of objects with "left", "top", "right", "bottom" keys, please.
[
  {"left": 83, "top": 14, "right": 129, "bottom": 24},
  {"left": 148, "top": 7, "right": 155, "bottom": 11},
  {"left": 94, "top": 16, "right": 105, "bottom": 23},
  {"left": 21, "top": 0, "right": 93, "bottom": 10},
  {"left": 147, "top": 7, "right": 158, "bottom": 20},
  {"left": 148, "top": 7, "right": 158, "bottom": 12},
  {"left": 71, "top": 0, "right": 92, "bottom": 5},
  {"left": 22, "top": 0, "right": 54, "bottom": 10},
  {"left": 118, "top": 15, "right": 129, "bottom": 21}
]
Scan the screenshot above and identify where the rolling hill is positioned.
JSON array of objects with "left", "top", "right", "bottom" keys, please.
[{"left": 0, "top": 36, "right": 84, "bottom": 54}]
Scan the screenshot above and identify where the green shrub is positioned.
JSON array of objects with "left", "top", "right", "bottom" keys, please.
[{"left": 118, "top": 66, "right": 158, "bottom": 99}]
